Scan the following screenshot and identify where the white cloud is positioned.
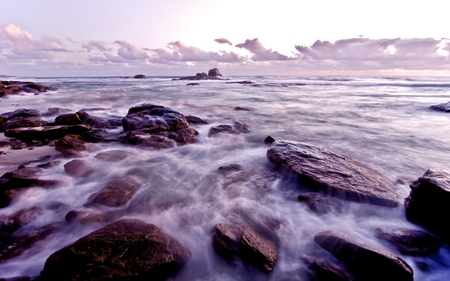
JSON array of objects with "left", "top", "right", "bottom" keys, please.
[
  {"left": 235, "top": 38, "right": 291, "bottom": 61},
  {"left": 214, "top": 38, "right": 232, "bottom": 45},
  {"left": 115, "top": 41, "right": 149, "bottom": 60}
]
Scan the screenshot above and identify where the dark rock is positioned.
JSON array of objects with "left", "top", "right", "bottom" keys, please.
[
  {"left": 212, "top": 223, "right": 242, "bottom": 261},
  {"left": 314, "top": 230, "right": 413, "bottom": 281},
  {"left": 85, "top": 175, "right": 141, "bottom": 207},
  {"left": 124, "top": 104, "right": 189, "bottom": 132},
  {"left": 133, "top": 74, "right": 146, "bottom": 79},
  {"left": 298, "top": 193, "right": 344, "bottom": 215},
  {"left": 208, "top": 121, "right": 250, "bottom": 137},
  {"left": 2, "top": 118, "right": 48, "bottom": 131},
  {"left": 77, "top": 111, "right": 122, "bottom": 129},
  {"left": 40, "top": 219, "right": 191, "bottom": 281},
  {"left": 1, "top": 109, "right": 42, "bottom": 120},
  {"left": 185, "top": 115, "right": 209, "bottom": 125},
  {"left": 122, "top": 131, "right": 177, "bottom": 149},
  {"left": 430, "top": 101, "right": 450, "bottom": 112},
  {"left": 240, "top": 227, "right": 278, "bottom": 272},
  {"left": 54, "top": 135, "right": 87, "bottom": 157},
  {"left": 301, "top": 256, "right": 353, "bottom": 281},
  {"left": 234, "top": 106, "right": 252, "bottom": 111},
  {"left": 0, "top": 206, "right": 43, "bottom": 233},
  {"left": 0, "top": 276, "right": 31, "bottom": 281},
  {"left": 44, "top": 107, "right": 69, "bottom": 117},
  {"left": 18, "top": 155, "right": 52, "bottom": 169},
  {"left": 218, "top": 164, "right": 243, "bottom": 175},
  {"left": 82, "top": 129, "right": 121, "bottom": 143},
  {"left": 65, "top": 209, "right": 113, "bottom": 224},
  {"left": 264, "top": 135, "right": 276, "bottom": 145},
  {"left": 1, "top": 167, "right": 58, "bottom": 189},
  {"left": 5, "top": 124, "right": 90, "bottom": 141},
  {"left": 94, "top": 150, "right": 129, "bottom": 162},
  {"left": 173, "top": 128, "right": 198, "bottom": 144},
  {"left": 208, "top": 68, "right": 221, "bottom": 77},
  {"left": 375, "top": 228, "right": 441, "bottom": 255},
  {"left": 227, "top": 81, "right": 254, "bottom": 84},
  {"left": 64, "top": 160, "right": 93, "bottom": 177},
  {"left": 36, "top": 161, "right": 62, "bottom": 169},
  {"left": 54, "top": 113, "right": 82, "bottom": 125},
  {"left": 267, "top": 140, "right": 398, "bottom": 207},
  {"left": 187, "top": 83, "right": 200, "bottom": 86},
  {"left": 405, "top": 169, "right": 450, "bottom": 243}
]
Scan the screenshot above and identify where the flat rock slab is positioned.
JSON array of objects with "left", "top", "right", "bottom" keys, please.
[
  {"left": 85, "top": 175, "right": 140, "bottom": 207},
  {"left": 41, "top": 219, "right": 191, "bottom": 281},
  {"left": 267, "top": 140, "right": 398, "bottom": 207},
  {"left": 5, "top": 125, "right": 90, "bottom": 140},
  {"left": 405, "top": 169, "right": 450, "bottom": 243},
  {"left": 375, "top": 228, "right": 441, "bottom": 256},
  {"left": 314, "top": 230, "right": 413, "bottom": 281}
]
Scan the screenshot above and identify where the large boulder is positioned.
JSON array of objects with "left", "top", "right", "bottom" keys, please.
[
  {"left": 375, "top": 228, "right": 441, "bottom": 255},
  {"left": 124, "top": 104, "right": 189, "bottom": 132},
  {"left": 64, "top": 160, "right": 93, "bottom": 177},
  {"left": 208, "top": 68, "right": 221, "bottom": 77},
  {"left": 267, "top": 140, "right": 398, "bottom": 207},
  {"left": 315, "top": 230, "right": 413, "bottom": 281},
  {"left": 208, "top": 121, "right": 250, "bottom": 137},
  {"left": 404, "top": 169, "right": 450, "bottom": 243},
  {"left": 40, "top": 219, "right": 191, "bottom": 281},
  {"left": 85, "top": 175, "right": 141, "bottom": 207}
]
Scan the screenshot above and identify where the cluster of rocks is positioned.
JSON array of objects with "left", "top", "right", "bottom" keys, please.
[
  {"left": 0, "top": 81, "right": 57, "bottom": 97},
  {"left": 174, "top": 68, "right": 227, "bottom": 81}
]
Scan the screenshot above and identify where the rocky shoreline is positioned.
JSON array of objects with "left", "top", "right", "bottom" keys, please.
[{"left": 0, "top": 79, "right": 449, "bottom": 280}]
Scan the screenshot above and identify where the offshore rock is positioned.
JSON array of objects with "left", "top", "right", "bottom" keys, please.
[
  {"left": 404, "top": 169, "right": 450, "bottom": 243},
  {"left": 64, "top": 160, "right": 93, "bottom": 177},
  {"left": 54, "top": 113, "right": 82, "bottom": 125},
  {"left": 2, "top": 118, "right": 48, "bottom": 131},
  {"left": 208, "top": 68, "right": 222, "bottom": 77},
  {"left": 1, "top": 109, "right": 42, "bottom": 120},
  {"left": 124, "top": 104, "right": 189, "bottom": 132},
  {"left": 55, "top": 135, "right": 88, "bottom": 157},
  {"left": 430, "top": 101, "right": 450, "bottom": 112},
  {"left": 85, "top": 175, "right": 140, "bottom": 207},
  {"left": 5, "top": 124, "right": 90, "bottom": 141},
  {"left": 375, "top": 228, "right": 441, "bottom": 255},
  {"left": 41, "top": 219, "right": 191, "bottom": 281},
  {"left": 134, "top": 74, "right": 146, "bottom": 79},
  {"left": 1, "top": 167, "right": 58, "bottom": 189},
  {"left": 208, "top": 121, "right": 250, "bottom": 137},
  {"left": 77, "top": 111, "right": 122, "bottom": 129},
  {"left": 267, "top": 140, "right": 398, "bottom": 207},
  {"left": 314, "top": 230, "right": 413, "bottom": 281},
  {"left": 185, "top": 115, "right": 209, "bottom": 125},
  {"left": 122, "top": 131, "right": 176, "bottom": 149}
]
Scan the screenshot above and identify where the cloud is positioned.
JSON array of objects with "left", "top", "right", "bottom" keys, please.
[
  {"left": 114, "top": 40, "right": 149, "bottom": 60},
  {"left": 82, "top": 40, "right": 109, "bottom": 52},
  {"left": 151, "top": 41, "right": 244, "bottom": 63},
  {"left": 235, "top": 38, "right": 291, "bottom": 61},
  {"left": 214, "top": 38, "right": 232, "bottom": 45},
  {"left": 1, "top": 23, "right": 69, "bottom": 59}
]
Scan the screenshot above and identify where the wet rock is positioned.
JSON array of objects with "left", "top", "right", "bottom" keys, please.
[
  {"left": 208, "top": 68, "right": 222, "bottom": 77},
  {"left": 212, "top": 223, "right": 242, "bottom": 260},
  {"left": 2, "top": 118, "right": 48, "bottom": 131},
  {"left": 187, "top": 83, "right": 199, "bottom": 86},
  {"left": 0, "top": 222, "right": 63, "bottom": 262},
  {"left": 122, "top": 131, "right": 176, "bottom": 149},
  {"left": 41, "top": 219, "right": 191, "bottom": 281},
  {"left": 0, "top": 206, "right": 44, "bottom": 233},
  {"left": 64, "top": 159, "right": 93, "bottom": 177},
  {"left": 218, "top": 164, "right": 243, "bottom": 175},
  {"left": 430, "top": 101, "right": 450, "bottom": 112},
  {"left": 124, "top": 104, "right": 189, "bottom": 132},
  {"left": 77, "top": 111, "right": 122, "bottom": 129},
  {"left": 240, "top": 227, "right": 278, "bottom": 272},
  {"left": 4, "top": 124, "right": 90, "bottom": 141},
  {"left": 44, "top": 107, "right": 69, "bottom": 117},
  {"left": 55, "top": 135, "right": 88, "bottom": 157},
  {"left": 65, "top": 209, "right": 113, "bottom": 224},
  {"left": 85, "top": 175, "right": 141, "bottom": 207},
  {"left": 54, "top": 113, "right": 82, "bottom": 125},
  {"left": 1, "top": 167, "right": 58, "bottom": 189},
  {"left": 314, "top": 230, "right": 413, "bottom": 281},
  {"left": 404, "top": 169, "right": 450, "bottom": 243},
  {"left": 298, "top": 193, "right": 344, "bottom": 215},
  {"left": 208, "top": 121, "right": 250, "bottom": 137},
  {"left": 1, "top": 109, "right": 42, "bottom": 120},
  {"left": 267, "top": 140, "right": 398, "bottom": 207},
  {"left": 264, "top": 135, "right": 276, "bottom": 145},
  {"left": 82, "top": 129, "right": 121, "bottom": 143},
  {"left": 186, "top": 115, "right": 209, "bottom": 125},
  {"left": 36, "top": 161, "right": 62, "bottom": 169},
  {"left": 375, "top": 228, "right": 441, "bottom": 256},
  {"left": 301, "top": 255, "right": 353, "bottom": 281},
  {"left": 234, "top": 106, "right": 252, "bottom": 111},
  {"left": 134, "top": 74, "right": 146, "bottom": 79},
  {"left": 94, "top": 150, "right": 129, "bottom": 162},
  {"left": 173, "top": 128, "right": 198, "bottom": 144},
  {"left": 227, "top": 81, "right": 254, "bottom": 84},
  {"left": 18, "top": 155, "right": 52, "bottom": 169}
]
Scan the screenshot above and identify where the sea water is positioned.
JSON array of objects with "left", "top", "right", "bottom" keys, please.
[{"left": 0, "top": 76, "right": 450, "bottom": 280}]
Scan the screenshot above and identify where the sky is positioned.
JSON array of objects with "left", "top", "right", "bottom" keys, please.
[{"left": 1, "top": 0, "right": 449, "bottom": 77}]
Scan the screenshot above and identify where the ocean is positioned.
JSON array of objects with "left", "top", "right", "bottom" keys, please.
[{"left": 1, "top": 75, "right": 450, "bottom": 280}]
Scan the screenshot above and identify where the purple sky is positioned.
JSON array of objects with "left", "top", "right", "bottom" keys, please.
[{"left": 1, "top": 0, "right": 449, "bottom": 76}]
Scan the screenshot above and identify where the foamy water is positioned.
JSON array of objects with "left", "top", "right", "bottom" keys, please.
[{"left": 1, "top": 76, "right": 450, "bottom": 280}]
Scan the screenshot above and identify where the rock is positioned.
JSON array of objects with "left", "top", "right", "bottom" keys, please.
[
  {"left": 18, "top": 155, "right": 52, "bottom": 169},
  {"left": 227, "top": 81, "right": 254, "bottom": 84},
  {"left": 85, "top": 175, "right": 141, "bottom": 207},
  {"left": 94, "top": 150, "right": 129, "bottom": 162},
  {"left": 217, "top": 164, "right": 243, "bottom": 175},
  {"left": 187, "top": 83, "right": 200, "bottom": 86},
  {"left": 4, "top": 124, "right": 90, "bottom": 141},
  {"left": 375, "top": 228, "right": 441, "bottom": 255},
  {"left": 54, "top": 113, "right": 82, "bottom": 125},
  {"left": 264, "top": 135, "right": 276, "bottom": 145},
  {"left": 2, "top": 118, "right": 48, "bottom": 131},
  {"left": 54, "top": 135, "right": 87, "bottom": 157},
  {"left": 65, "top": 209, "right": 113, "bottom": 224},
  {"left": 173, "top": 128, "right": 198, "bottom": 144},
  {"left": 40, "top": 219, "right": 191, "bottom": 281},
  {"left": 1, "top": 167, "right": 58, "bottom": 189},
  {"left": 212, "top": 223, "right": 242, "bottom": 261},
  {"left": 0, "top": 206, "right": 44, "bottom": 233},
  {"left": 208, "top": 68, "right": 221, "bottom": 77},
  {"left": 208, "top": 121, "right": 250, "bottom": 137},
  {"left": 82, "top": 129, "right": 121, "bottom": 143},
  {"left": 314, "top": 230, "right": 413, "bottom": 281},
  {"left": 77, "top": 111, "right": 122, "bottom": 129},
  {"left": 234, "top": 106, "right": 252, "bottom": 111},
  {"left": 404, "top": 169, "right": 450, "bottom": 243},
  {"left": 133, "top": 74, "right": 146, "bottom": 79},
  {"left": 301, "top": 255, "right": 353, "bottom": 281},
  {"left": 124, "top": 104, "right": 189, "bottom": 132},
  {"left": 430, "top": 101, "right": 450, "bottom": 112},
  {"left": 267, "top": 140, "right": 398, "bottom": 207},
  {"left": 185, "top": 115, "right": 209, "bottom": 125},
  {"left": 240, "top": 227, "right": 278, "bottom": 272},
  {"left": 298, "top": 193, "right": 344, "bottom": 215},
  {"left": 64, "top": 160, "right": 93, "bottom": 177},
  {"left": 1, "top": 109, "right": 42, "bottom": 120},
  {"left": 122, "top": 132, "right": 177, "bottom": 149}
]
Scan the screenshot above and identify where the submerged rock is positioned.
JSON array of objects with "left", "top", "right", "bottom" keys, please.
[
  {"left": 267, "top": 140, "right": 398, "bottom": 207},
  {"left": 77, "top": 111, "right": 122, "bottom": 129},
  {"left": 375, "top": 228, "right": 441, "bottom": 255},
  {"left": 430, "top": 101, "right": 450, "bottom": 112},
  {"left": 185, "top": 115, "right": 209, "bottom": 125},
  {"left": 212, "top": 223, "right": 242, "bottom": 261},
  {"left": 314, "top": 230, "right": 413, "bottom": 281},
  {"left": 94, "top": 150, "right": 129, "bottom": 162},
  {"left": 404, "top": 169, "right": 450, "bottom": 243},
  {"left": 134, "top": 74, "right": 146, "bottom": 79},
  {"left": 55, "top": 135, "right": 88, "bottom": 157},
  {"left": 41, "top": 219, "right": 191, "bottom": 281},
  {"left": 0, "top": 206, "right": 44, "bottom": 233},
  {"left": 5, "top": 124, "right": 90, "bottom": 141},
  {"left": 54, "top": 113, "right": 82, "bottom": 125},
  {"left": 64, "top": 159, "right": 93, "bottom": 177},
  {"left": 301, "top": 255, "right": 353, "bottom": 281},
  {"left": 298, "top": 193, "right": 344, "bottom": 215},
  {"left": 208, "top": 121, "right": 250, "bottom": 137},
  {"left": 85, "top": 175, "right": 140, "bottom": 207}
]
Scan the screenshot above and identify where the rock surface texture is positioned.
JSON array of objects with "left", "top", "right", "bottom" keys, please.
[
  {"left": 404, "top": 168, "right": 450, "bottom": 243},
  {"left": 267, "top": 140, "right": 398, "bottom": 207},
  {"left": 430, "top": 101, "right": 450, "bottom": 112},
  {"left": 314, "top": 230, "right": 413, "bottom": 281},
  {"left": 40, "top": 219, "right": 191, "bottom": 281},
  {"left": 375, "top": 228, "right": 441, "bottom": 255}
]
